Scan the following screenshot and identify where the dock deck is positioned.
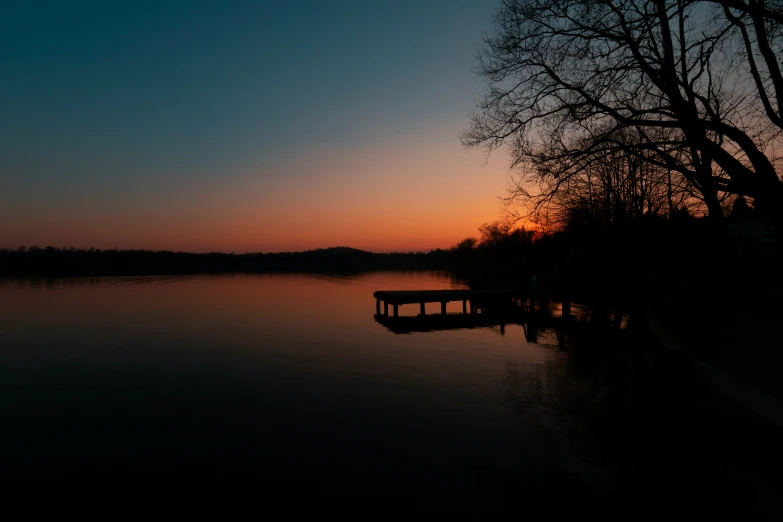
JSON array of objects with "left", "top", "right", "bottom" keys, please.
[{"left": 373, "top": 289, "right": 524, "bottom": 317}]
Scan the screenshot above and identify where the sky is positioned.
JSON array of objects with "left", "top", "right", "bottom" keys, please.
[{"left": 0, "top": 0, "right": 510, "bottom": 253}]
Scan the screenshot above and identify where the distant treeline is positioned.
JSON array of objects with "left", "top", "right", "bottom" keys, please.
[
  {"left": 0, "top": 246, "right": 452, "bottom": 276},
  {"left": 2, "top": 207, "right": 776, "bottom": 280}
]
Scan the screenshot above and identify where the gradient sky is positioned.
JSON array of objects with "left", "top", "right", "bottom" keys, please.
[{"left": 1, "top": 0, "right": 510, "bottom": 252}]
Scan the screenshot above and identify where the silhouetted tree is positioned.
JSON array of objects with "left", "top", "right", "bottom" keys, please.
[
  {"left": 454, "top": 237, "right": 478, "bottom": 251},
  {"left": 479, "top": 221, "right": 511, "bottom": 248},
  {"left": 532, "top": 126, "right": 701, "bottom": 230},
  {"left": 729, "top": 195, "right": 755, "bottom": 221},
  {"left": 476, "top": 221, "right": 534, "bottom": 262},
  {"left": 463, "top": 0, "right": 783, "bottom": 237}
]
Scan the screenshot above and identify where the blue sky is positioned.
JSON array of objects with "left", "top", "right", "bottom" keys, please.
[{"left": 1, "top": 1, "right": 509, "bottom": 252}]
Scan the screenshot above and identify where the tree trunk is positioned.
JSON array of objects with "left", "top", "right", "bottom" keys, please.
[{"left": 754, "top": 183, "right": 783, "bottom": 261}]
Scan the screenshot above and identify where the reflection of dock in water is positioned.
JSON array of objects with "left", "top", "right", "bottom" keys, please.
[
  {"left": 373, "top": 311, "right": 524, "bottom": 334},
  {"left": 373, "top": 309, "right": 578, "bottom": 338}
]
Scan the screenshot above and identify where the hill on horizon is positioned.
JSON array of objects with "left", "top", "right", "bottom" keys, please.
[{"left": 0, "top": 244, "right": 449, "bottom": 276}]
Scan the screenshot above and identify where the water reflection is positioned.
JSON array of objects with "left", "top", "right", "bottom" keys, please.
[
  {"left": 0, "top": 272, "right": 633, "bottom": 514},
  {"left": 373, "top": 312, "right": 520, "bottom": 335}
]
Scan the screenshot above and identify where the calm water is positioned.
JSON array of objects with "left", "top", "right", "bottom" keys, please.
[{"left": 0, "top": 272, "right": 601, "bottom": 512}]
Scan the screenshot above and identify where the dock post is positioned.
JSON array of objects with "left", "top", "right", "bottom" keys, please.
[
  {"left": 420, "top": 302, "right": 425, "bottom": 316},
  {"left": 384, "top": 301, "right": 388, "bottom": 317},
  {"left": 376, "top": 298, "right": 381, "bottom": 315},
  {"left": 613, "top": 310, "right": 623, "bottom": 329},
  {"left": 393, "top": 304, "right": 398, "bottom": 318},
  {"left": 562, "top": 298, "right": 571, "bottom": 321},
  {"left": 441, "top": 301, "right": 447, "bottom": 315},
  {"left": 462, "top": 300, "right": 467, "bottom": 314}
]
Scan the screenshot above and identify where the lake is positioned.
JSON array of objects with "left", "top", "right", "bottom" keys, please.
[{"left": 1, "top": 271, "right": 610, "bottom": 514}]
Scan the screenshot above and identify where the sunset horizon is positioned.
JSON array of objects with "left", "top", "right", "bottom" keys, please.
[
  {"left": 6, "top": 243, "right": 471, "bottom": 255},
  {"left": 1, "top": 1, "right": 509, "bottom": 253}
]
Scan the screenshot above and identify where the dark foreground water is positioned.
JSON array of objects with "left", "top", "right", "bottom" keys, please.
[
  {"left": 1, "top": 272, "right": 601, "bottom": 510},
  {"left": 3, "top": 272, "right": 780, "bottom": 518}
]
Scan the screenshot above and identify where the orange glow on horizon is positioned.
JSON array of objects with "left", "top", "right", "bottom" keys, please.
[{"left": 0, "top": 123, "right": 512, "bottom": 253}]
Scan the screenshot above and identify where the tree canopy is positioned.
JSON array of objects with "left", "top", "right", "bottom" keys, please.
[{"left": 463, "top": 0, "right": 783, "bottom": 231}]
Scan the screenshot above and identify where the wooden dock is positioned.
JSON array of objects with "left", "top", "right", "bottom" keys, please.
[{"left": 373, "top": 289, "right": 524, "bottom": 318}]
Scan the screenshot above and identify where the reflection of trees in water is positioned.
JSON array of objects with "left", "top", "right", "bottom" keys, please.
[
  {"left": 497, "top": 323, "right": 679, "bottom": 505},
  {"left": 499, "top": 350, "right": 617, "bottom": 497},
  {"left": 503, "top": 360, "right": 561, "bottom": 415},
  {"left": 504, "top": 331, "right": 612, "bottom": 417},
  {"left": 3, "top": 275, "right": 193, "bottom": 292},
  {"left": 314, "top": 270, "right": 468, "bottom": 288}
]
